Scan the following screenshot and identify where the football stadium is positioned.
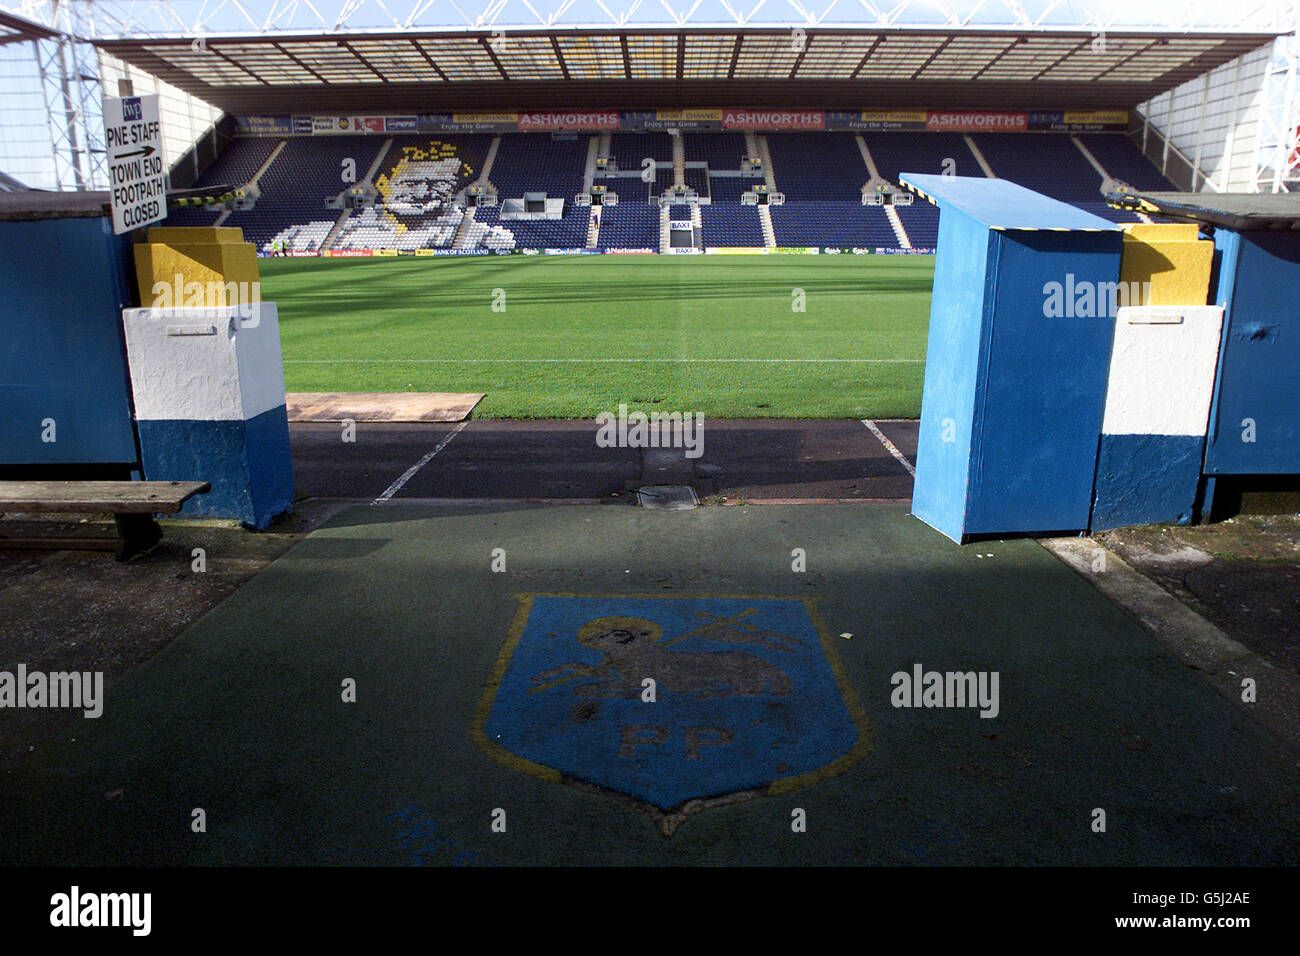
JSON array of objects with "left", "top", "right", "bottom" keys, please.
[
  {"left": 91, "top": 16, "right": 1284, "bottom": 418},
  {"left": 0, "top": 0, "right": 1299, "bottom": 918}
]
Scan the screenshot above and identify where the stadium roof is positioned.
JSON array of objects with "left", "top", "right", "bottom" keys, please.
[
  {"left": 95, "top": 25, "right": 1280, "bottom": 113},
  {"left": 0, "top": 9, "right": 57, "bottom": 43},
  {"left": 0, "top": 169, "right": 30, "bottom": 191}
]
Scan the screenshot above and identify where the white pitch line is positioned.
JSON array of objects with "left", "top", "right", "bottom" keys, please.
[
  {"left": 372, "top": 420, "right": 469, "bottom": 504},
  {"left": 862, "top": 419, "right": 916, "bottom": 477},
  {"left": 284, "top": 358, "right": 925, "bottom": 364}
]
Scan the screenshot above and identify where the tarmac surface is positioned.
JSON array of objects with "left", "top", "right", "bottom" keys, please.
[
  {"left": 289, "top": 418, "right": 919, "bottom": 502},
  {"left": 1, "top": 499, "right": 1298, "bottom": 866}
]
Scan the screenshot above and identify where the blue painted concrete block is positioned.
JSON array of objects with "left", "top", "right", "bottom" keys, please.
[
  {"left": 1092, "top": 434, "right": 1204, "bottom": 530},
  {"left": 902, "top": 174, "right": 1124, "bottom": 542},
  {"left": 0, "top": 216, "right": 138, "bottom": 465},
  {"left": 135, "top": 406, "right": 293, "bottom": 530},
  {"left": 910, "top": 205, "right": 986, "bottom": 541},
  {"left": 122, "top": 302, "right": 294, "bottom": 530},
  {"left": 1204, "top": 229, "right": 1300, "bottom": 475}
]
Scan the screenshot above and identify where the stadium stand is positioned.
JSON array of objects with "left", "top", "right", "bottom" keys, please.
[
  {"left": 476, "top": 204, "right": 589, "bottom": 249},
  {"left": 1076, "top": 133, "right": 1179, "bottom": 192},
  {"left": 194, "top": 136, "right": 283, "bottom": 193},
  {"left": 865, "top": 132, "right": 978, "bottom": 183},
  {"left": 465, "top": 134, "right": 591, "bottom": 249},
  {"left": 764, "top": 132, "right": 898, "bottom": 247},
  {"left": 969, "top": 132, "right": 1103, "bottom": 203},
  {"left": 706, "top": 177, "right": 754, "bottom": 204},
  {"left": 862, "top": 132, "right": 979, "bottom": 247},
  {"left": 224, "top": 136, "right": 387, "bottom": 249},
  {"left": 684, "top": 166, "right": 709, "bottom": 197},
  {"left": 490, "top": 133, "right": 587, "bottom": 196},
  {"left": 379, "top": 134, "right": 491, "bottom": 190},
  {"left": 893, "top": 200, "right": 939, "bottom": 249},
  {"left": 161, "top": 136, "right": 283, "bottom": 227},
  {"left": 699, "top": 177, "right": 765, "bottom": 247},
  {"left": 769, "top": 201, "right": 897, "bottom": 247},
  {"left": 608, "top": 130, "right": 674, "bottom": 195},
  {"left": 700, "top": 198, "right": 765, "bottom": 248},
  {"left": 609, "top": 131, "right": 674, "bottom": 166},
  {"left": 456, "top": 207, "right": 517, "bottom": 250},
  {"left": 765, "top": 132, "right": 867, "bottom": 200},
  {"left": 331, "top": 135, "right": 488, "bottom": 251},
  {"left": 683, "top": 133, "right": 748, "bottom": 170},
  {"left": 596, "top": 201, "right": 659, "bottom": 250},
  {"left": 173, "top": 130, "right": 1180, "bottom": 251},
  {"left": 969, "top": 132, "right": 1145, "bottom": 222}
]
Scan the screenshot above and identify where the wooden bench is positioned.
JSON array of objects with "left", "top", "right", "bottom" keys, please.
[{"left": 0, "top": 480, "right": 210, "bottom": 561}]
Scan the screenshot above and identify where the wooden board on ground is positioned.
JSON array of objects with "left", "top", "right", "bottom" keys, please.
[{"left": 286, "top": 392, "right": 484, "bottom": 423}]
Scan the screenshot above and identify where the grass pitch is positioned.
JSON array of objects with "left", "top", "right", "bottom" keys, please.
[{"left": 261, "top": 254, "right": 933, "bottom": 418}]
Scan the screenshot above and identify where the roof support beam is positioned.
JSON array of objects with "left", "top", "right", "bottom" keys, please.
[
  {"left": 409, "top": 38, "right": 450, "bottom": 82},
  {"left": 87, "top": 27, "right": 1280, "bottom": 115},
  {"left": 338, "top": 39, "right": 388, "bottom": 82},
  {"left": 551, "top": 34, "right": 570, "bottom": 79},
  {"left": 965, "top": 36, "right": 1018, "bottom": 79},
  {"left": 479, "top": 32, "right": 509, "bottom": 80},
  {"left": 210, "top": 46, "right": 267, "bottom": 85},
  {"left": 1092, "top": 39, "right": 1160, "bottom": 82},
  {"left": 271, "top": 40, "right": 329, "bottom": 83},
  {"left": 789, "top": 31, "right": 810, "bottom": 79},
  {"left": 849, "top": 34, "right": 883, "bottom": 79},
  {"left": 909, "top": 35, "right": 954, "bottom": 80},
  {"left": 1027, "top": 36, "right": 1096, "bottom": 81}
]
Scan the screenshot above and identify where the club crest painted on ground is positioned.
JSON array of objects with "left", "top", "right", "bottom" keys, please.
[{"left": 472, "top": 593, "right": 873, "bottom": 834}]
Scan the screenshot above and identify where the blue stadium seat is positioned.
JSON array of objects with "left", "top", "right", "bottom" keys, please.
[
  {"left": 224, "top": 137, "right": 387, "bottom": 249},
  {"left": 161, "top": 136, "right": 283, "bottom": 229},
  {"left": 970, "top": 133, "right": 1147, "bottom": 223},
  {"left": 490, "top": 134, "right": 588, "bottom": 197},
  {"left": 700, "top": 202, "right": 764, "bottom": 247},
  {"left": 596, "top": 202, "right": 658, "bottom": 250},
  {"left": 769, "top": 200, "right": 896, "bottom": 248},
  {"left": 765, "top": 132, "right": 867, "bottom": 201},
  {"left": 684, "top": 133, "right": 747, "bottom": 170}
]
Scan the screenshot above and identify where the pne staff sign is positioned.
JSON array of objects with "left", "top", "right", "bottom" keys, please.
[{"left": 104, "top": 94, "right": 167, "bottom": 235}]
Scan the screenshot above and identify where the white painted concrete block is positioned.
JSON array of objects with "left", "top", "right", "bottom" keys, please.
[
  {"left": 121, "top": 303, "right": 285, "bottom": 422},
  {"left": 1102, "top": 305, "right": 1224, "bottom": 437}
]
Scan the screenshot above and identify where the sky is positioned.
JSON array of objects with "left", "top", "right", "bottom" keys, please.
[{"left": 19, "top": 0, "right": 1298, "bottom": 37}]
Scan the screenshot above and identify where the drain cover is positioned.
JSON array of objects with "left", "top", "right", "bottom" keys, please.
[{"left": 636, "top": 485, "right": 699, "bottom": 510}]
